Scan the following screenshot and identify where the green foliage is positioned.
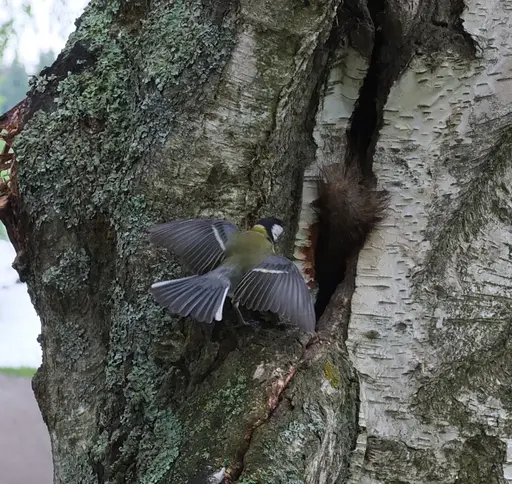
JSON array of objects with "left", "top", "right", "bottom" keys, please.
[
  {"left": 0, "top": 366, "right": 37, "bottom": 378},
  {"left": 0, "top": 60, "right": 28, "bottom": 113},
  {"left": 0, "top": 19, "right": 14, "bottom": 63},
  {"left": 0, "top": 51, "right": 56, "bottom": 113}
]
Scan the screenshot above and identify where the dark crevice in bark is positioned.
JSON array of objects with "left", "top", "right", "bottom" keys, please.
[
  {"left": 344, "top": 0, "right": 477, "bottom": 175},
  {"left": 345, "top": 0, "right": 412, "bottom": 175},
  {"left": 311, "top": 4, "right": 368, "bottom": 321},
  {"left": 226, "top": 364, "right": 298, "bottom": 482},
  {"left": 314, "top": 0, "right": 399, "bottom": 321},
  {"left": 312, "top": 1, "right": 414, "bottom": 474},
  {"left": 313, "top": 163, "right": 389, "bottom": 319},
  {"left": 313, "top": 0, "right": 479, "bottom": 322},
  {"left": 313, "top": 0, "right": 479, "bottom": 324}
]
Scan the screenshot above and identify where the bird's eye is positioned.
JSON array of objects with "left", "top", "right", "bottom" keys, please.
[{"left": 271, "top": 224, "right": 284, "bottom": 241}]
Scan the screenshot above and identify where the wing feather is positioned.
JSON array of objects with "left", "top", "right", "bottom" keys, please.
[
  {"left": 249, "top": 275, "right": 271, "bottom": 311},
  {"left": 253, "top": 273, "right": 276, "bottom": 311},
  {"left": 149, "top": 219, "right": 238, "bottom": 274},
  {"left": 242, "top": 278, "right": 262, "bottom": 311},
  {"left": 150, "top": 270, "right": 230, "bottom": 324},
  {"left": 233, "top": 256, "right": 316, "bottom": 332}
]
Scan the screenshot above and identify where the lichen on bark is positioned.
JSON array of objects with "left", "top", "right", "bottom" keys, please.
[
  {"left": 7, "top": 0, "right": 510, "bottom": 481},
  {"left": 10, "top": 0, "right": 361, "bottom": 483}
]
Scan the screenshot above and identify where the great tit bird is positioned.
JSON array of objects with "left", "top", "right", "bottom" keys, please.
[{"left": 149, "top": 217, "right": 315, "bottom": 332}]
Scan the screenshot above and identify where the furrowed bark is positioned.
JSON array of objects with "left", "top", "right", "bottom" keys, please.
[
  {"left": 7, "top": 0, "right": 359, "bottom": 483},
  {"left": 3, "top": 0, "right": 511, "bottom": 482}
]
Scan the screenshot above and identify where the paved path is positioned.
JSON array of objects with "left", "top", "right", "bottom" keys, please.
[{"left": 0, "top": 374, "right": 52, "bottom": 484}]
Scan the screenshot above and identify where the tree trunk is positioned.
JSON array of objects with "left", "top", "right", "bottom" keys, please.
[{"left": 2, "top": 0, "right": 511, "bottom": 482}]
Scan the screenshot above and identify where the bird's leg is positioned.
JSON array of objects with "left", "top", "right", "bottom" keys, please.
[
  {"left": 231, "top": 302, "right": 259, "bottom": 327},
  {"left": 233, "top": 302, "right": 248, "bottom": 325}
]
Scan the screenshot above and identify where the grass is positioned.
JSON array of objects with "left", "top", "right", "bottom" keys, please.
[{"left": 0, "top": 366, "right": 37, "bottom": 378}]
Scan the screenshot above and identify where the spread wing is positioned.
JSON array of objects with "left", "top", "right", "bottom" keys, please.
[
  {"left": 233, "top": 255, "right": 316, "bottom": 332},
  {"left": 149, "top": 218, "right": 238, "bottom": 274}
]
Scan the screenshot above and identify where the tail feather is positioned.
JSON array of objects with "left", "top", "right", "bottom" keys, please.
[{"left": 150, "top": 270, "right": 231, "bottom": 324}]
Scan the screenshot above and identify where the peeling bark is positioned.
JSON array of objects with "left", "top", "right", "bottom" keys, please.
[{"left": 3, "top": 0, "right": 512, "bottom": 482}]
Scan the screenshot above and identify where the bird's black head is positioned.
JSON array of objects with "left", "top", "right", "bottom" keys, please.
[{"left": 254, "top": 217, "right": 285, "bottom": 243}]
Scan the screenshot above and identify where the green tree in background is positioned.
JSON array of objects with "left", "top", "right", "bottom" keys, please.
[
  {"left": 0, "top": 50, "right": 56, "bottom": 113},
  {"left": 0, "top": 60, "right": 28, "bottom": 113}
]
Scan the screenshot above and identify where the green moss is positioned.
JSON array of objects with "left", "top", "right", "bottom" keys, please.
[
  {"left": 137, "top": 0, "right": 235, "bottom": 93},
  {"left": 323, "top": 361, "right": 341, "bottom": 389}
]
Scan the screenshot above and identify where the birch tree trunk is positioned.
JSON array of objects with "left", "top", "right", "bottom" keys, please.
[{"left": 1, "top": 0, "right": 511, "bottom": 482}]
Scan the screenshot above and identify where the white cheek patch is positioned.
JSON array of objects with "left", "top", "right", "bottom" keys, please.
[{"left": 271, "top": 224, "right": 284, "bottom": 241}]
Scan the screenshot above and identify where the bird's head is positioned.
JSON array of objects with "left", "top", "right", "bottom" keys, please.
[{"left": 252, "top": 217, "right": 284, "bottom": 243}]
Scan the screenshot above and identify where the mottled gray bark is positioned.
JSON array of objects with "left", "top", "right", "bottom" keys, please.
[
  {"left": 3, "top": 0, "right": 511, "bottom": 483},
  {"left": 7, "top": 0, "right": 356, "bottom": 483}
]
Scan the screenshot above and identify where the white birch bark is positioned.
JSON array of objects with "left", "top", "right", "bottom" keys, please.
[{"left": 302, "top": 0, "right": 512, "bottom": 481}]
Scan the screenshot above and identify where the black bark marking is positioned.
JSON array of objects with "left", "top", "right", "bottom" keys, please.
[
  {"left": 430, "top": 0, "right": 479, "bottom": 57},
  {"left": 29, "top": 41, "right": 98, "bottom": 117}
]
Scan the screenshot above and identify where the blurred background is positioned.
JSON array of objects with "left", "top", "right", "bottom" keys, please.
[
  {"left": 0, "top": 0, "right": 89, "bottom": 371},
  {"left": 1, "top": 1, "right": 88, "bottom": 482}
]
